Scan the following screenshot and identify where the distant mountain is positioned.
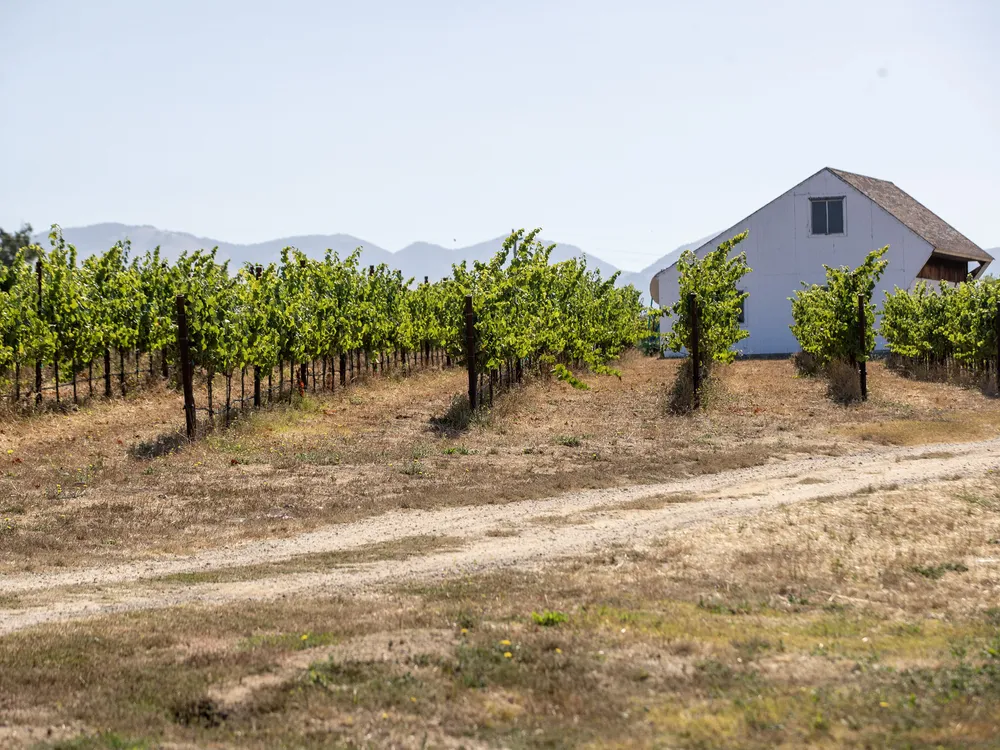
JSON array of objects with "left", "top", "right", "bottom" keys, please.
[
  {"left": 29, "top": 223, "right": 727, "bottom": 305},
  {"left": 30, "top": 223, "right": 396, "bottom": 270},
  {"left": 431, "top": 236, "right": 622, "bottom": 281},
  {"left": 616, "top": 233, "right": 721, "bottom": 297},
  {"left": 30, "top": 223, "right": 647, "bottom": 294}
]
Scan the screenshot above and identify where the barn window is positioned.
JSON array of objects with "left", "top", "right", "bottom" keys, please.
[
  {"left": 810, "top": 198, "right": 845, "bottom": 235},
  {"left": 737, "top": 293, "right": 746, "bottom": 324}
]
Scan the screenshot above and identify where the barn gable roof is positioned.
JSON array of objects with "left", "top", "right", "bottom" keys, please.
[{"left": 828, "top": 168, "right": 992, "bottom": 264}]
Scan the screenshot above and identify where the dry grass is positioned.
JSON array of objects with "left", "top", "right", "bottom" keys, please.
[
  {"left": 153, "top": 534, "right": 464, "bottom": 585},
  {"left": 528, "top": 513, "right": 592, "bottom": 527},
  {"left": 844, "top": 419, "right": 996, "bottom": 446},
  {"left": 484, "top": 524, "right": 520, "bottom": 538},
  {"left": 589, "top": 491, "right": 701, "bottom": 511},
  {"left": 3, "top": 355, "right": 1000, "bottom": 575},
  {"left": 2, "top": 475, "right": 999, "bottom": 749},
  {"left": 897, "top": 450, "right": 958, "bottom": 461}
]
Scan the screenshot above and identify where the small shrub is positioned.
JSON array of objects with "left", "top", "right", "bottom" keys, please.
[
  {"left": 731, "top": 636, "right": 772, "bottom": 661},
  {"left": 432, "top": 394, "right": 475, "bottom": 433},
  {"left": 456, "top": 610, "right": 477, "bottom": 630},
  {"left": 401, "top": 460, "right": 426, "bottom": 477},
  {"left": 555, "top": 435, "right": 582, "bottom": 447},
  {"left": 531, "top": 610, "right": 568, "bottom": 627},
  {"left": 792, "top": 351, "right": 822, "bottom": 377},
  {"left": 667, "top": 358, "right": 715, "bottom": 415},
  {"left": 826, "top": 359, "right": 862, "bottom": 404},
  {"left": 171, "top": 697, "right": 228, "bottom": 728},
  {"left": 697, "top": 597, "right": 754, "bottom": 615},
  {"left": 958, "top": 488, "right": 1000, "bottom": 511},
  {"left": 130, "top": 431, "right": 187, "bottom": 459}
]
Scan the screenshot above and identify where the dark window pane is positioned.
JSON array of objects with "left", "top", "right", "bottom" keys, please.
[
  {"left": 737, "top": 296, "right": 746, "bottom": 324},
  {"left": 811, "top": 200, "right": 827, "bottom": 235},
  {"left": 827, "top": 199, "right": 844, "bottom": 234}
]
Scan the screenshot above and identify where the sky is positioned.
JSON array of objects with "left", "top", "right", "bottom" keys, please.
[{"left": 1, "top": 0, "right": 997, "bottom": 272}]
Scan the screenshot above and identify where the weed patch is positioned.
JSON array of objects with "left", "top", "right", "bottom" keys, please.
[
  {"left": 555, "top": 434, "right": 583, "bottom": 447},
  {"left": 531, "top": 610, "right": 568, "bottom": 627},
  {"left": 909, "top": 562, "right": 969, "bottom": 580}
]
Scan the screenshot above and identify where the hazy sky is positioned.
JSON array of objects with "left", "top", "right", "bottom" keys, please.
[{"left": 1, "top": 0, "right": 997, "bottom": 271}]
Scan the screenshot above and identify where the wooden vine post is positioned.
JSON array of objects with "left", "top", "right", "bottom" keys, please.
[
  {"left": 688, "top": 293, "right": 700, "bottom": 409},
  {"left": 253, "top": 265, "right": 262, "bottom": 407},
  {"left": 35, "top": 260, "right": 42, "bottom": 404},
  {"left": 465, "top": 294, "right": 477, "bottom": 409},
  {"left": 857, "top": 293, "right": 868, "bottom": 401},
  {"left": 175, "top": 295, "right": 197, "bottom": 439},
  {"left": 104, "top": 350, "right": 112, "bottom": 398}
]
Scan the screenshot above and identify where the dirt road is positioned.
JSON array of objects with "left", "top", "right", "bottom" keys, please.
[{"left": 2, "top": 437, "right": 998, "bottom": 635}]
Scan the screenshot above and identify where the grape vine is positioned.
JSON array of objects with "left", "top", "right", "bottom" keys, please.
[
  {"left": 1, "top": 227, "right": 646, "bottom": 416},
  {"left": 882, "top": 276, "right": 1000, "bottom": 369},
  {"left": 789, "top": 247, "right": 888, "bottom": 366},
  {"left": 663, "top": 231, "right": 751, "bottom": 365}
]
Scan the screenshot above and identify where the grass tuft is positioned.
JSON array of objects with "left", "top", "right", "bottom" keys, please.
[
  {"left": 531, "top": 610, "right": 568, "bottom": 627},
  {"left": 908, "top": 561, "right": 969, "bottom": 580}
]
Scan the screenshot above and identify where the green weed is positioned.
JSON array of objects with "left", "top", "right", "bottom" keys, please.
[
  {"left": 909, "top": 562, "right": 969, "bottom": 580},
  {"left": 531, "top": 610, "right": 568, "bottom": 627}
]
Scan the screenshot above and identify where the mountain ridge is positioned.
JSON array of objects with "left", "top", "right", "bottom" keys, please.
[{"left": 30, "top": 223, "right": 707, "bottom": 301}]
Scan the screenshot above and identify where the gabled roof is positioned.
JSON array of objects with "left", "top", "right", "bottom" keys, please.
[{"left": 828, "top": 168, "right": 992, "bottom": 263}]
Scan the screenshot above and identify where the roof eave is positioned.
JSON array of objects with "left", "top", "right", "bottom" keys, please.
[{"left": 931, "top": 247, "right": 994, "bottom": 264}]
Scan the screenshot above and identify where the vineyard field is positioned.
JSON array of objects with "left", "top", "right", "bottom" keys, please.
[{"left": 1, "top": 228, "right": 645, "bottom": 429}]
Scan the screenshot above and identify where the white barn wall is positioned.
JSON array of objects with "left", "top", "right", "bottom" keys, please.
[{"left": 653, "top": 169, "right": 934, "bottom": 355}]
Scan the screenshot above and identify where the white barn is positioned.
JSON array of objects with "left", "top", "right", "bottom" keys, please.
[{"left": 649, "top": 168, "right": 993, "bottom": 355}]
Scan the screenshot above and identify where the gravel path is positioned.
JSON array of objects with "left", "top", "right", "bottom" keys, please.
[{"left": 3, "top": 437, "right": 998, "bottom": 635}]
